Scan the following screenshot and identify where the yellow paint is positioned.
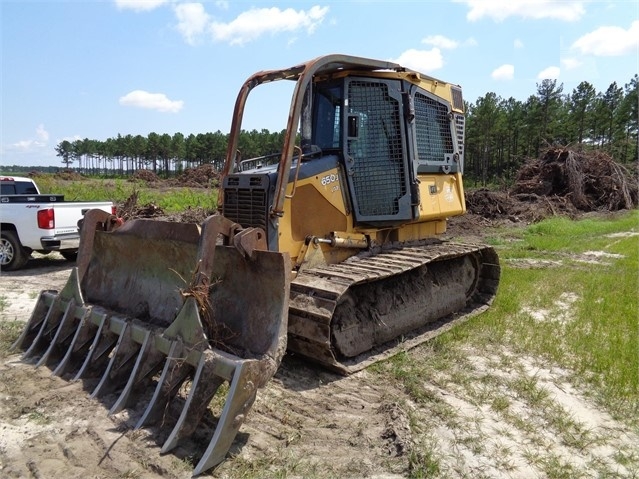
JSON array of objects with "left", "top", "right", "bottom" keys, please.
[
  {"left": 415, "top": 172, "right": 466, "bottom": 221},
  {"left": 274, "top": 70, "right": 466, "bottom": 268}
]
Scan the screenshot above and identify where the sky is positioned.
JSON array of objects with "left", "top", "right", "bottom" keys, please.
[{"left": 1, "top": 0, "right": 638, "bottom": 168}]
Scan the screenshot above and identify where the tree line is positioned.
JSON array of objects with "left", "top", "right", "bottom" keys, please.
[
  {"left": 465, "top": 76, "right": 637, "bottom": 185},
  {"left": 54, "top": 129, "right": 286, "bottom": 177},
  {"left": 51, "top": 75, "right": 637, "bottom": 185}
]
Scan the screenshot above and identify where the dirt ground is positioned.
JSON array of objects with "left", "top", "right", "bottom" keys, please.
[
  {"left": 1, "top": 225, "right": 638, "bottom": 479},
  {"left": 1, "top": 150, "right": 637, "bottom": 478}
]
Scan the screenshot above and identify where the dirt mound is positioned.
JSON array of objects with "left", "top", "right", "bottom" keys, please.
[
  {"left": 53, "top": 170, "right": 85, "bottom": 181},
  {"left": 466, "top": 148, "right": 637, "bottom": 223},
  {"left": 125, "top": 164, "right": 220, "bottom": 189},
  {"left": 465, "top": 189, "right": 580, "bottom": 224},
  {"left": 129, "top": 169, "right": 162, "bottom": 185},
  {"left": 164, "top": 205, "right": 215, "bottom": 223},
  {"left": 167, "top": 164, "right": 220, "bottom": 188}
]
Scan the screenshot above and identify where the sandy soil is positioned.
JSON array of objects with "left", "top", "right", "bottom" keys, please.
[{"left": 1, "top": 247, "right": 637, "bottom": 479}]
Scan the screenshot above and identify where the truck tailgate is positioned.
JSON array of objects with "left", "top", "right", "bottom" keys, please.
[{"left": 52, "top": 202, "right": 113, "bottom": 232}]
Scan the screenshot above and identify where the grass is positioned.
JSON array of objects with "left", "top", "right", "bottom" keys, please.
[
  {"left": 370, "top": 210, "right": 638, "bottom": 477},
  {"left": 0, "top": 321, "right": 23, "bottom": 358},
  {"left": 481, "top": 211, "right": 639, "bottom": 411},
  {"left": 26, "top": 410, "right": 51, "bottom": 425},
  {"left": 408, "top": 447, "right": 441, "bottom": 478},
  {"left": 30, "top": 175, "right": 217, "bottom": 213}
]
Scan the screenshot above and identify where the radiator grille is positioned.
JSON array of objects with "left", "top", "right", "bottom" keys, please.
[
  {"left": 451, "top": 86, "right": 464, "bottom": 111},
  {"left": 223, "top": 187, "right": 268, "bottom": 230},
  {"left": 414, "top": 92, "right": 454, "bottom": 163},
  {"left": 347, "top": 81, "right": 406, "bottom": 217}
]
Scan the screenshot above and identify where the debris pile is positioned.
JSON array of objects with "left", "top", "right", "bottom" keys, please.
[
  {"left": 466, "top": 148, "right": 637, "bottom": 223},
  {"left": 167, "top": 164, "right": 221, "bottom": 188},
  {"left": 129, "top": 169, "right": 161, "bottom": 184},
  {"left": 116, "top": 190, "right": 165, "bottom": 220},
  {"left": 53, "top": 170, "right": 85, "bottom": 181},
  {"left": 116, "top": 191, "right": 214, "bottom": 223},
  {"left": 512, "top": 148, "right": 637, "bottom": 211}
]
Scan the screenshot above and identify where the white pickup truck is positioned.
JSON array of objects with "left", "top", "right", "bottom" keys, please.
[{"left": 0, "top": 176, "right": 114, "bottom": 270}]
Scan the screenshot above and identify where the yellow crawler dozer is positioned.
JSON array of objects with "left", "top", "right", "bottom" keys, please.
[{"left": 12, "top": 54, "right": 500, "bottom": 476}]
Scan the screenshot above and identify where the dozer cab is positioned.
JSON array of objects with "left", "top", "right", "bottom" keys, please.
[{"left": 12, "top": 54, "right": 500, "bottom": 476}]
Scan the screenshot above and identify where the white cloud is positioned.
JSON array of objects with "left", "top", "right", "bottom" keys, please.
[
  {"left": 491, "top": 64, "right": 515, "bottom": 80},
  {"left": 11, "top": 140, "right": 36, "bottom": 151},
  {"left": 456, "top": 0, "right": 585, "bottom": 22},
  {"left": 422, "top": 35, "right": 477, "bottom": 49},
  {"left": 391, "top": 48, "right": 445, "bottom": 73},
  {"left": 114, "top": 0, "right": 167, "bottom": 12},
  {"left": 561, "top": 57, "right": 582, "bottom": 70},
  {"left": 174, "top": 3, "right": 211, "bottom": 45},
  {"left": 9, "top": 125, "right": 50, "bottom": 152},
  {"left": 209, "top": 6, "right": 329, "bottom": 46},
  {"left": 58, "top": 135, "right": 82, "bottom": 144},
  {"left": 537, "top": 66, "right": 560, "bottom": 79},
  {"left": 215, "top": 0, "right": 229, "bottom": 10},
  {"left": 422, "top": 35, "right": 459, "bottom": 50},
  {"left": 571, "top": 20, "right": 639, "bottom": 56},
  {"left": 514, "top": 38, "right": 524, "bottom": 49},
  {"left": 36, "top": 124, "right": 49, "bottom": 142},
  {"left": 119, "top": 90, "right": 184, "bottom": 113}
]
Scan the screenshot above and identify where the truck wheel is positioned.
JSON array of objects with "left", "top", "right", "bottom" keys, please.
[{"left": 0, "top": 231, "right": 29, "bottom": 271}]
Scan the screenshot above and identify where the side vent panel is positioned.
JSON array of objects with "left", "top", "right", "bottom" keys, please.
[{"left": 222, "top": 175, "right": 269, "bottom": 231}]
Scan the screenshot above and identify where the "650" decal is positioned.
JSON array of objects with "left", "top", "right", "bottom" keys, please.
[{"left": 320, "top": 174, "right": 338, "bottom": 186}]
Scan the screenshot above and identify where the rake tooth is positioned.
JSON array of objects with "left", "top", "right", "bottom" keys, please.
[
  {"left": 11, "top": 218, "right": 290, "bottom": 479},
  {"left": 191, "top": 361, "right": 259, "bottom": 477},
  {"left": 109, "top": 330, "right": 165, "bottom": 415},
  {"left": 36, "top": 299, "right": 78, "bottom": 368},
  {"left": 91, "top": 321, "right": 140, "bottom": 399},
  {"left": 10, "top": 290, "right": 55, "bottom": 352},
  {"left": 135, "top": 340, "right": 190, "bottom": 429},
  {"left": 73, "top": 311, "right": 112, "bottom": 381},
  {"left": 22, "top": 296, "right": 63, "bottom": 360},
  {"left": 52, "top": 309, "right": 96, "bottom": 377},
  {"left": 161, "top": 352, "right": 225, "bottom": 454}
]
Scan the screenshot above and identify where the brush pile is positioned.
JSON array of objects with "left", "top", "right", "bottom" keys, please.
[{"left": 466, "top": 148, "right": 638, "bottom": 223}]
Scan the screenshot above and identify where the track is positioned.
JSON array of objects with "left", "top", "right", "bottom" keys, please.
[{"left": 287, "top": 241, "right": 500, "bottom": 374}]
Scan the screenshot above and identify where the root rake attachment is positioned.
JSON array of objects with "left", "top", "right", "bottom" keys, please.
[{"left": 11, "top": 210, "right": 290, "bottom": 476}]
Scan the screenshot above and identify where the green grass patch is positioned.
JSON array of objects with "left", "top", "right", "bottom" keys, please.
[
  {"left": 29, "top": 175, "right": 217, "bottom": 213},
  {"left": 377, "top": 210, "right": 638, "bottom": 425},
  {"left": 475, "top": 211, "right": 637, "bottom": 415},
  {"left": 0, "top": 321, "right": 23, "bottom": 358},
  {"left": 26, "top": 410, "right": 51, "bottom": 425}
]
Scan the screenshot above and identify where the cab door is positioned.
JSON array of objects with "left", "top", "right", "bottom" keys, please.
[{"left": 342, "top": 78, "right": 414, "bottom": 226}]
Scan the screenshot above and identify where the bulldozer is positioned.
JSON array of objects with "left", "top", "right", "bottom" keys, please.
[{"left": 11, "top": 54, "right": 500, "bottom": 476}]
